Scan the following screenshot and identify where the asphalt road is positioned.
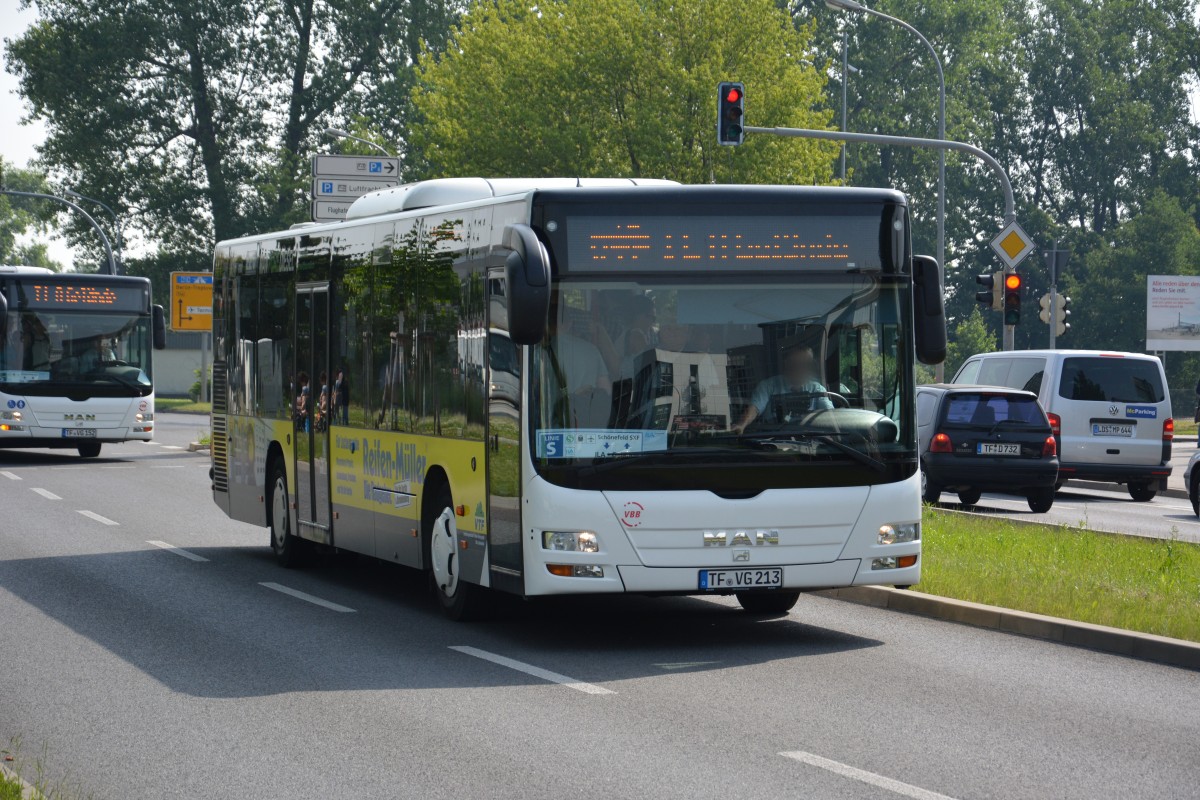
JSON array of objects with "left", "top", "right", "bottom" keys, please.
[
  {"left": 1, "top": 413, "right": 1198, "bottom": 800},
  {"left": 933, "top": 441, "right": 1200, "bottom": 543}
]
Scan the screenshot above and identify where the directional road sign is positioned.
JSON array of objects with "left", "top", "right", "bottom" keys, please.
[
  {"left": 311, "top": 154, "right": 400, "bottom": 179},
  {"left": 312, "top": 177, "right": 396, "bottom": 201},
  {"left": 311, "top": 200, "right": 354, "bottom": 223},
  {"left": 990, "top": 220, "right": 1036, "bottom": 270},
  {"left": 170, "top": 272, "right": 213, "bottom": 332}
]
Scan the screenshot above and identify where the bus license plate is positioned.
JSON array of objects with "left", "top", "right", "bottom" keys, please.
[
  {"left": 62, "top": 428, "right": 97, "bottom": 438},
  {"left": 977, "top": 442, "right": 1020, "bottom": 456},
  {"left": 1092, "top": 423, "right": 1134, "bottom": 437},
  {"left": 698, "top": 568, "right": 783, "bottom": 591}
]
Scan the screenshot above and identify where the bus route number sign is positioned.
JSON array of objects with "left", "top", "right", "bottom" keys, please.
[{"left": 171, "top": 272, "right": 214, "bottom": 332}]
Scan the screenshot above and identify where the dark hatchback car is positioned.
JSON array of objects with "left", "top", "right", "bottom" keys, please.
[{"left": 917, "top": 384, "right": 1060, "bottom": 512}]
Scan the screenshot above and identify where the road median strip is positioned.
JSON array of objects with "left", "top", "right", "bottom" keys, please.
[{"left": 817, "top": 586, "right": 1200, "bottom": 670}]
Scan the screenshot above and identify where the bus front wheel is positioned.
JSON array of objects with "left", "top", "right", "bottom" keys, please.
[
  {"left": 267, "top": 460, "right": 307, "bottom": 567},
  {"left": 736, "top": 590, "right": 800, "bottom": 616},
  {"left": 424, "top": 484, "right": 481, "bottom": 621},
  {"left": 77, "top": 442, "right": 101, "bottom": 458}
]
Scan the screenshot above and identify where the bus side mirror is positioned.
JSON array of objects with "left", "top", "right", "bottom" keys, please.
[
  {"left": 503, "top": 223, "right": 550, "bottom": 346},
  {"left": 152, "top": 304, "right": 167, "bottom": 350},
  {"left": 912, "top": 255, "right": 946, "bottom": 365}
]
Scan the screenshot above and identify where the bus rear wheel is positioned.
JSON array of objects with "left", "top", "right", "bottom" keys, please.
[
  {"left": 267, "top": 459, "right": 307, "bottom": 567},
  {"left": 736, "top": 590, "right": 800, "bottom": 616},
  {"left": 77, "top": 442, "right": 101, "bottom": 458},
  {"left": 424, "top": 484, "right": 482, "bottom": 621}
]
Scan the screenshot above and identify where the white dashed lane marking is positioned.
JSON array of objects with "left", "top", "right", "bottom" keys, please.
[
  {"left": 781, "top": 751, "right": 959, "bottom": 800},
  {"left": 146, "top": 540, "right": 209, "bottom": 562},
  {"left": 0, "top": 471, "right": 20, "bottom": 480},
  {"left": 259, "top": 582, "right": 356, "bottom": 613},
  {"left": 450, "top": 646, "right": 616, "bottom": 695},
  {"left": 31, "top": 488, "right": 61, "bottom": 500},
  {"left": 77, "top": 510, "right": 119, "bottom": 526}
]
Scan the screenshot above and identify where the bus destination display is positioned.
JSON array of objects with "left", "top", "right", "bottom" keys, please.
[
  {"left": 15, "top": 281, "right": 147, "bottom": 313},
  {"left": 565, "top": 215, "right": 882, "bottom": 272}
]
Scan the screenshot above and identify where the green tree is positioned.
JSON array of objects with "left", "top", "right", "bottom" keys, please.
[
  {"left": 945, "top": 306, "right": 998, "bottom": 378},
  {"left": 411, "top": 0, "right": 838, "bottom": 183},
  {"left": 6, "top": 0, "right": 460, "bottom": 255},
  {"left": 0, "top": 159, "right": 63, "bottom": 271}
]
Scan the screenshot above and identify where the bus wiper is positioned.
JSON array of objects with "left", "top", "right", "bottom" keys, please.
[
  {"left": 739, "top": 431, "right": 887, "bottom": 473},
  {"left": 577, "top": 447, "right": 762, "bottom": 476},
  {"left": 89, "top": 372, "right": 144, "bottom": 392}
]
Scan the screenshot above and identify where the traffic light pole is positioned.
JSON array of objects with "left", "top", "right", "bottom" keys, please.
[{"left": 743, "top": 125, "right": 1019, "bottom": 350}]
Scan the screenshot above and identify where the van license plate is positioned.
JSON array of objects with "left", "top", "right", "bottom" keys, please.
[
  {"left": 977, "top": 442, "right": 1020, "bottom": 456},
  {"left": 62, "top": 428, "right": 97, "bottom": 438},
  {"left": 699, "top": 568, "right": 783, "bottom": 590},
  {"left": 1092, "top": 423, "right": 1134, "bottom": 437}
]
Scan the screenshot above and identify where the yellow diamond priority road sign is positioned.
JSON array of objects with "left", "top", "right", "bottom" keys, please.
[{"left": 990, "top": 220, "right": 1036, "bottom": 270}]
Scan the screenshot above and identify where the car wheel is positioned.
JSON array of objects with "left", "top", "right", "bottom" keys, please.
[
  {"left": 736, "top": 590, "right": 801, "bottom": 615},
  {"left": 921, "top": 471, "right": 941, "bottom": 504},
  {"left": 1027, "top": 487, "right": 1055, "bottom": 513},
  {"left": 77, "top": 442, "right": 101, "bottom": 458},
  {"left": 1191, "top": 472, "right": 1199, "bottom": 517},
  {"left": 957, "top": 488, "right": 982, "bottom": 507},
  {"left": 1127, "top": 482, "right": 1157, "bottom": 502}
]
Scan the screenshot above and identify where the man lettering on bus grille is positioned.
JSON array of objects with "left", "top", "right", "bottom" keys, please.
[{"left": 732, "top": 343, "right": 832, "bottom": 434}]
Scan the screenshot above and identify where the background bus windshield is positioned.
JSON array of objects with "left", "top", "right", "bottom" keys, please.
[{"left": 531, "top": 277, "right": 913, "bottom": 491}]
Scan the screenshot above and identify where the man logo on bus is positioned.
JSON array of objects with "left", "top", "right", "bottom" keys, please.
[{"left": 622, "top": 501, "right": 644, "bottom": 527}]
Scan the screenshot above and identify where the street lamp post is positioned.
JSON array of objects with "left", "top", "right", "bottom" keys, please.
[
  {"left": 0, "top": 189, "right": 117, "bottom": 274},
  {"left": 65, "top": 189, "right": 124, "bottom": 273},
  {"left": 322, "top": 127, "right": 393, "bottom": 157},
  {"left": 824, "top": 0, "right": 946, "bottom": 370}
]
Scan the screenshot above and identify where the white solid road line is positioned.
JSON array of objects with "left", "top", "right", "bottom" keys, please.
[
  {"left": 159, "top": 445, "right": 185, "bottom": 450},
  {"left": 450, "top": 645, "right": 616, "bottom": 695},
  {"left": 146, "top": 540, "right": 209, "bottom": 562},
  {"left": 77, "top": 510, "right": 119, "bottom": 526},
  {"left": 780, "top": 751, "right": 958, "bottom": 800},
  {"left": 0, "top": 471, "right": 20, "bottom": 480},
  {"left": 31, "top": 488, "right": 61, "bottom": 500},
  {"left": 259, "top": 582, "right": 356, "bottom": 613}
]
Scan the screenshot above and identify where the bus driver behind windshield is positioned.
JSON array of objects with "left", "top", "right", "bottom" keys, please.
[{"left": 732, "top": 342, "right": 833, "bottom": 434}]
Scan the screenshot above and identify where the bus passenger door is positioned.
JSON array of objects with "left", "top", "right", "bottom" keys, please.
[{"left": 294, "top": 284, "right": 332, "bottom": 543}]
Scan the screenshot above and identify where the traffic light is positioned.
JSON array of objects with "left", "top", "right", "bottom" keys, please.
[
  {"left": 717, "top": 82, "right": 745, "bottom": 146},
  {"left": 975, "top": 271, "right": 1003, "bottom": 311},
  {"left": 1003, "top": 273, "right": 1022, "bottom": 325}
]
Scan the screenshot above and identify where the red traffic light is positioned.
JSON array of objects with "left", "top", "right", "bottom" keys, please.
[
  {"left": 725, "top": 87, "right": 742, "bottom": 103},
  {"left": 1004, "top": 273, "right": 1022, "bottom": 290}
]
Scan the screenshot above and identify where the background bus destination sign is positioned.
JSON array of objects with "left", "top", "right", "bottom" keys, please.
[
  {"left": 22, "top": 281, "right": 147, "bottom": 312},
  {"left": 564, "top": 214, "right": 883, "bottom": 271}
]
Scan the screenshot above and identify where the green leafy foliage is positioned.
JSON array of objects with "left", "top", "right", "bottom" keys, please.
[{"left": 411, "top": 0, "right": 838, "bottom": 183}]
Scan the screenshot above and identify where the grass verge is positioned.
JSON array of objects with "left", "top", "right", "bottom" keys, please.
[
  {"left": 918, "top": 508, "right": 1200, "bottom": 642},
  {"left": 156, "top": 398, "right": 211, "bottom": 414},
  {"left": 2, "top": 738, "right": 92, "bottom": 800}
]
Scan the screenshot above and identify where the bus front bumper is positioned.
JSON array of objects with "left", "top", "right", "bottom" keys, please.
[{"left": 614, "top": 558, "right": 918, "bottom": 594}]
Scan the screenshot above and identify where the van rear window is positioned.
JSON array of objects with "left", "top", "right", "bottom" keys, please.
[
  {"left": 975, "top": 357, "right": 1045, "bottom": 394},
  {"left": 942, "top": 394, "right": 1045, "bottom": 427},
  {"left": 1057, "top": 357, "right": 1164, "bottom": 403}
]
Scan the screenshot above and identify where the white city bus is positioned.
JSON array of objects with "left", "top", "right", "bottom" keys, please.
[
  {"left": 209, "top": 178, "right": 945, "bottom": 618},
  {"left": 0, "top": 266, "right": 167, "bottom": 458}
]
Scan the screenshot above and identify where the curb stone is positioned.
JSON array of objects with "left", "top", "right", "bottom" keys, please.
[
  {"left": 815, "top": 586, "right": 1200, "bottom": 671},
  {"left": 0, "top": 761, "right": 41, "bottom": 799}
]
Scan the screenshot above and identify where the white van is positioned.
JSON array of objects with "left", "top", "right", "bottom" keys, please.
[{"left": 952, "top": 350, "right": 1172, "bottom": 500}]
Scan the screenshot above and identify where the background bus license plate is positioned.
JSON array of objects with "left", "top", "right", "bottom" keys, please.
[
  {"left": 699, "top": 568, "right": 783, "bottom": 590},
  {"left": 1092, "top": 423, "right": 1133, "bottom": 437},
  {"left": 977, "top": 442, "right": 1020, "bottom": 456},
  {"left": 62, "top": 429, "right": 97, "bottom": 438}
]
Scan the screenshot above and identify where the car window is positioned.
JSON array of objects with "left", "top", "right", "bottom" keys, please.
[
  {"left": 975, "top": 357, "right": 1045, "bottom": 391},
  {"left": 1057, "top": 357, "right": 1164, "bottom": 402},
  {"left": 954, "top": 359, "right": 981, "bottom": 384},
  {"left": 941, "top": 393, "right": 1046, "bottom": 427},
  {"left": 916, "top": 392, "right": 938, "bottom": 426}
]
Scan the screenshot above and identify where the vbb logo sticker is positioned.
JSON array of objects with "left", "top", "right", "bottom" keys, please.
[{"left": 621, "top": 501, "right": 644, "bottom": 527}]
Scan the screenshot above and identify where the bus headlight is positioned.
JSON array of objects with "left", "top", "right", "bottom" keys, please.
[
  {"left": 878, "top": 522, "right": 919, "bottom": 545},
  {"left": 1, "top": 411, "right": 21, "bottom": 420},
  {"left": 542, "top": 530, "right": 600, "bottom": 553},
  {"left": 135, "top": 412, "right": 154, "bottom": 422}
]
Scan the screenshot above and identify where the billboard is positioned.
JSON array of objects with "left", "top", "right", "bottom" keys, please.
[{"left": 1146, "top": 274, "right": 1200, "bottom": 351}]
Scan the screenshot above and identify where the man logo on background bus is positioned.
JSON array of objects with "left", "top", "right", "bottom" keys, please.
[{"left": 732, "top": 341, "right": 833, "bottom": 433}]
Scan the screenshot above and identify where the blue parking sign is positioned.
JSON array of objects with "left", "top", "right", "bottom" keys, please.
[
  {"left": 321, "top": 181, "right": 334, "bottom": 193},
  {"left": 369, "top": 161, "right": 382, "bottom": 173}
]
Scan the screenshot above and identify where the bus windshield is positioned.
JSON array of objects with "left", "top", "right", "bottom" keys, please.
[
  {"left": 530, "top": 275, "right": 914, "bottom": 492},
  {"left": 0, "top": 309, "right": 154, "bottom": 397}
]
